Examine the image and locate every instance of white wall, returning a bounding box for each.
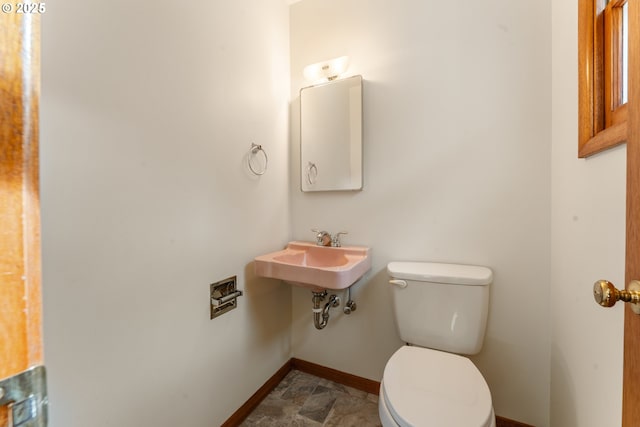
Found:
[550,1,626,426]
[37,1,627,426]
[289,1,551,425]
[40,1,292,426]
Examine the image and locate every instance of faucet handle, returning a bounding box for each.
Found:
[332,231,348,247]
[311,229,332,246]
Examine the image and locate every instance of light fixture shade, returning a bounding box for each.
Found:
[303,56,350,83]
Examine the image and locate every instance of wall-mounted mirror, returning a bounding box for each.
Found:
[300,75,363,192]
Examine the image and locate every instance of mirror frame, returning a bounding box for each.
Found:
[300,75,363,192]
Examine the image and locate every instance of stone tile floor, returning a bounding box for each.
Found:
[240,369,382,427]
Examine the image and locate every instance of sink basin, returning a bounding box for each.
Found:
[254,241,371,291]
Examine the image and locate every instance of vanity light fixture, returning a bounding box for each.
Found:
[303,56,350,84]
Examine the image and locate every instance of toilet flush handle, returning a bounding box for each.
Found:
[389,279,408,289]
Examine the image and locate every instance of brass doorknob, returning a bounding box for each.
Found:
[593,280,640,314]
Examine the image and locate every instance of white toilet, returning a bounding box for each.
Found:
[379,261,496,427]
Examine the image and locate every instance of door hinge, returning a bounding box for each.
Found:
[0,366,48,427]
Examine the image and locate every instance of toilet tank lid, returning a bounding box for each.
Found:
[387,262,493,286]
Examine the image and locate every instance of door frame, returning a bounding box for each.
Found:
[623,0,640,425]
[0,11,43,425]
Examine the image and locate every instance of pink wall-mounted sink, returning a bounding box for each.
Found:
[254,241,371,291]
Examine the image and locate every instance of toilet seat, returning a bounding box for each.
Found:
[381,346,494,427]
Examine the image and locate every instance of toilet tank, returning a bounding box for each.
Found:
[387,262,492,355]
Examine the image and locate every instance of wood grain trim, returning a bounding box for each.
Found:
[496,416,535,427]
[0,13,42,379]
[221,360,293,427]
[0,14,41,425]
[604,1,615,127]
[612,102,629,126]
[578,0,628,157]
[622,1,640,426]
[24,13,43,372]
[605,1,627,128]
[594,0,607,132]
[290,357,380,395]
[579,0,597,151]
[578,120,627,157]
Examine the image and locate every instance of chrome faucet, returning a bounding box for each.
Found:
[311,229,348,247]
[331,231,348,247]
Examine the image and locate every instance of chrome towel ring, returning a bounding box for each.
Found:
[248,143,268,176]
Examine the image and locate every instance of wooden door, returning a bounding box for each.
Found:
[0,12,43,426]
[624,1,640,425]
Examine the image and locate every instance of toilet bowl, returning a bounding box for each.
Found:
[381,262,496,427]
[378,346,495,427]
